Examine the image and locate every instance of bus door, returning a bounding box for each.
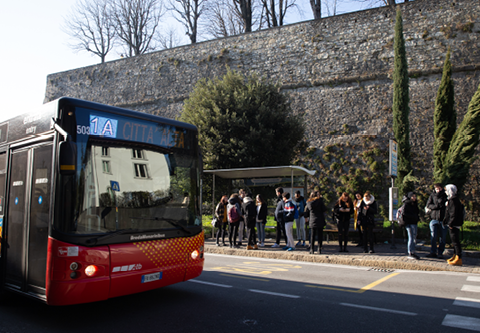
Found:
[5,143,52,295]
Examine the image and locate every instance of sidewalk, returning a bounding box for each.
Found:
[204,236,480,274]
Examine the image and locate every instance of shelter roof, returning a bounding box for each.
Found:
[203,165,316,179]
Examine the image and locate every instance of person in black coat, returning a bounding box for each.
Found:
[242,193,257,250]
[403,192,420,259]
[444,184,464,266]
[272,187,287,248]
[255,194,268,247]
[304,191,327,254]
[425,183,447,258]
[358,191,377,254]
[333,192,353,252]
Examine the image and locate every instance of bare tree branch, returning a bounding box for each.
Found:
[204,0,244,37]
[168,0,207,44]
[112,0,165,57]
[63,0,116,63]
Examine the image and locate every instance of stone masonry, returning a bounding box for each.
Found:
[45,0,480,217]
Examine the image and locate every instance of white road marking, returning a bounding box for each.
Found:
[453,297,480,309]
[462,285,480,293]
[189,279,232,288]
[248,289,300,299]
[442,314,480,332]
[467,276,480,282]
[340,303,417,316]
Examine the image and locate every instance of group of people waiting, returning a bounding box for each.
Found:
[214,187,380,255]
[214,183,464,265]
[401,183,464,266]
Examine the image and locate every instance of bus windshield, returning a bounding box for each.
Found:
[55,139,200,236]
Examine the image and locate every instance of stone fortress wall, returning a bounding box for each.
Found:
[45,0,480,216]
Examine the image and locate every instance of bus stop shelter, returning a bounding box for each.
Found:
[203,165,316,214]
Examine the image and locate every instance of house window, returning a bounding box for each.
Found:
[102,160,111,174]
[132,149,143,159]
[134,163,148,178]
[102,147,109,156]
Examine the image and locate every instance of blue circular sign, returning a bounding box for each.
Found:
[15,197,19,205]
[38,196,43,205]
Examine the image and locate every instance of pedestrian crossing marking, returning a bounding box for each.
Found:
[461,285,480,293]
[442,314,480,332]
[453,297,480,309]
[467,276,480,282]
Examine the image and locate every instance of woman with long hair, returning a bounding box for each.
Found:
[353,192,364,247]
[333,192,353,252]
[215,195,229,246]
[255,194,268,247]
[304,191,327,254]
[358,191,377,254]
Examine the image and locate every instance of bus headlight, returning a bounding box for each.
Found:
[191,250,199,260]
[85,265,98,277]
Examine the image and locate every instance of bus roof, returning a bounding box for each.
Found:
[0,97,197,145]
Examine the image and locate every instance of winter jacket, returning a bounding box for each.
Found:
[242,196,257,227]
[426,190,447,221]
[227,198,242,224]
[294,196,306,217]
[403,199,420,225]
[304,197,327,229]
[274,199,285,223]
[256,202,268,224]
[283,199,295,223]
[333,200,353,225]
[444,196,464,227]
[358,195,377,226]
[215,201,227,223]
[274,195,283,221]
[444,185,464,227]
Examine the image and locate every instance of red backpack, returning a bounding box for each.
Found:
[228,204,240,223]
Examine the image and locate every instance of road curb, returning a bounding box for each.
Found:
[204,245,480,274]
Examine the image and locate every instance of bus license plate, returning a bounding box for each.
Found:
[141,272,162,283]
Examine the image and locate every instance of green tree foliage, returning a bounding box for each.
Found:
[442,82,480,193]
[433,49,456,184]
[392,9,413,196]
[180,69,305,171]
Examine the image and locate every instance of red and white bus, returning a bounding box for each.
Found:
[0,97,204,305]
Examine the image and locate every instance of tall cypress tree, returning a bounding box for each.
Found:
[433,49,456,183]
[442,82,480,193]
[392,9,413,196]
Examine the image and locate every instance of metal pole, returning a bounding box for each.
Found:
[212,174,215,239]
[391,177,396,249]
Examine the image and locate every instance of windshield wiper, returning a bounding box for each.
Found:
[129,217,192,234]
[86,228,139,245]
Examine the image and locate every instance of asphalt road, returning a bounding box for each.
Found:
[0,253,479,332]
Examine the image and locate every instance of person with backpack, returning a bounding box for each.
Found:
[358,191,377,254]
[282,192,296,251]
[403,192,420,260]
[215,195,229,246]
[425,183,448,258]
[242,192,258,250]
[294,191,307,247]
[227,193,242,248]
[333,192,354,252]
[444,184,464,266]
[304,191,327,254]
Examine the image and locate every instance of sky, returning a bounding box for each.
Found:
[0,0,403,123]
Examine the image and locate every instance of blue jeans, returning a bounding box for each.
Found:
[430,220,447,255]
[405,224,418,255]
[256,222,266,243]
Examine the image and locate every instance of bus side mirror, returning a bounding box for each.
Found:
[59,141,77,175]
